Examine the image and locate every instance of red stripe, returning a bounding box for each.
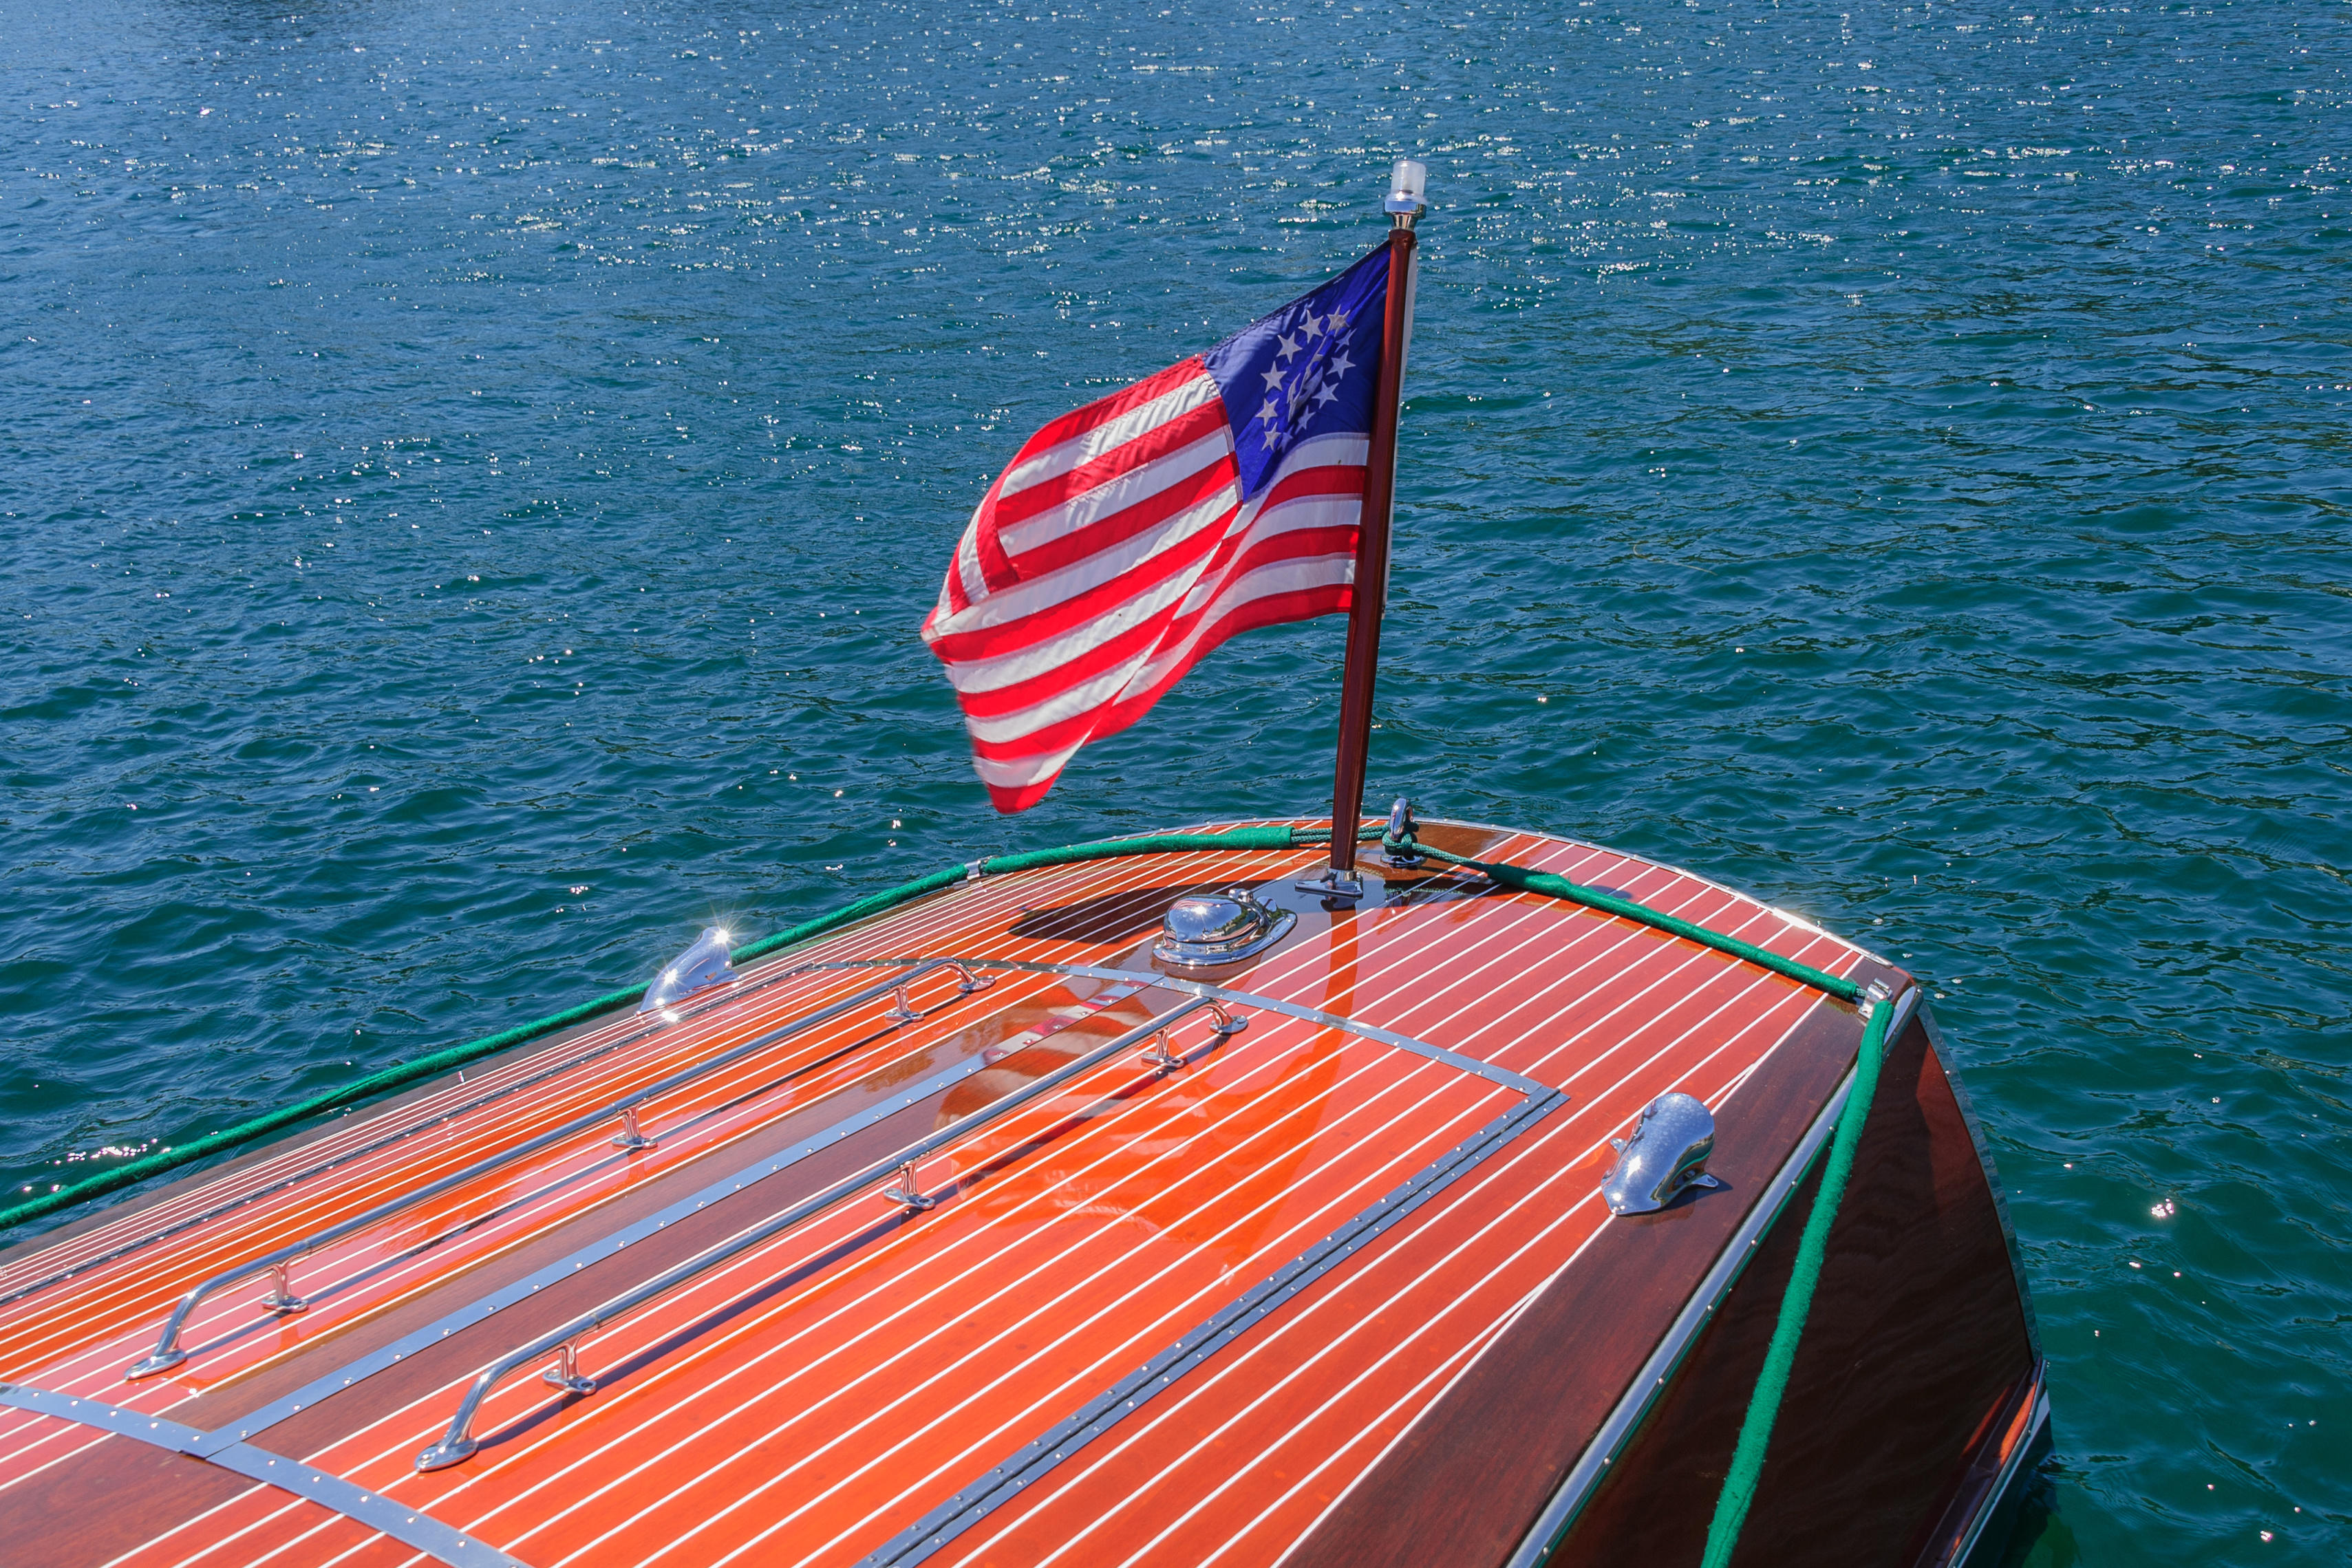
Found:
[1014,358,1210,455]
[921,497,1238,667]
[993,443,1239,583]
[990,398,1230,533]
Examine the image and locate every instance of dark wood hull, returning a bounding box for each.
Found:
[1290,1003,2045,1567]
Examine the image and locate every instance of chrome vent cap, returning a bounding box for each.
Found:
[1153,887,1294,968]
[1601,1091,1724,1215]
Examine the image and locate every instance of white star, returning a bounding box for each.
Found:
[1274,331,1302,361]
[1327,308,1351,333]
[1258,396,1280,424]
[1314,381,1340,409]
[1301,311,1325,339]
[1261,365,1285,391]
[1329,350,1356,380]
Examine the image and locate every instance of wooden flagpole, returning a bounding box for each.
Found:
[1316,162,1424,894]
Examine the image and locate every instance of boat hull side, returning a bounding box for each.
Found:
[1535,1005,2041,1568]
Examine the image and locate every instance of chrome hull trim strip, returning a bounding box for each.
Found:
[1941,1368,2051,1568]
[862,1086,1568,1568]
[817,957,1554,1100]
[0,1382,524,1568]
[214,1049,1003,1444]
[1506,984,1921,1568]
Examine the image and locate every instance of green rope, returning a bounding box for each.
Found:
[1699,998,1894,1567]
[1384,833,1863,1003]
[1,823,1356,1238]
[1384,826,1891,1567]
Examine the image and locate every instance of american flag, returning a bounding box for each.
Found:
[922,244,1393,813]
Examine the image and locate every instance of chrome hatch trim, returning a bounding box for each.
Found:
[0,1381,523,1568]
[862,1086,1567,1567]
[813,958,1554,1099]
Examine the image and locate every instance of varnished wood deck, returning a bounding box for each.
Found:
[0,818,1899,1568]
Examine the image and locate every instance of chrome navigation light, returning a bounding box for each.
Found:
[1386,158,1428,219]
[1153,887,1294,968]
[639,926,740,1014]
[1601,1092,1725,1215]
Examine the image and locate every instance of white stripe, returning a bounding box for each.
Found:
[923,473,1239,647]
[995,425,1236,562]
[996,372,1222,503]
[1116,556,1357,703]
[954,504,989,607]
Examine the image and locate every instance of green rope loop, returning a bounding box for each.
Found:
[1385,833,1863,1003]
[1,823,1362,1239]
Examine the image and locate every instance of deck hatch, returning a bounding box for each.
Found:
[860,1086,1565,1568]
[207,1018,1069,1448]
[0,947,955,1315]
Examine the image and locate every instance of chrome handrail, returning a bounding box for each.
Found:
[125,958,996,1380]
[414,994,1243,1470]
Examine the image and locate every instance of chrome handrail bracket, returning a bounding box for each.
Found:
[258,1261,309,1315]
[540,1341,596,1397]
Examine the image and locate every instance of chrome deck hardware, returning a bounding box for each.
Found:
[610,1105,655,1152]
[886,982,921,1024]
[881,1160,935,1212]
[1380,797,1425,868]
[414,995,1237,1471]
[1140,1000,1247,1072]
[1154,888,1295,967]
[541,1341,596,1397]
[1294,866,1365,901]
[1859,977,1892,1018]
[257,1263,308,1315]
[1601,1093,1724,1216]
[637,926,741,1015]
[127,956,994,1382]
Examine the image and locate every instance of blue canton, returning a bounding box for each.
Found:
[1200,244,1390,502]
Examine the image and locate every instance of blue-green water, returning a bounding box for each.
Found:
[3,0,2345,1558]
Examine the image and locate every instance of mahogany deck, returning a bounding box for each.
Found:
[0,818,1905,1568]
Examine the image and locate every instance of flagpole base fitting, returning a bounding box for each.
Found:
[1295,868,1365,901]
